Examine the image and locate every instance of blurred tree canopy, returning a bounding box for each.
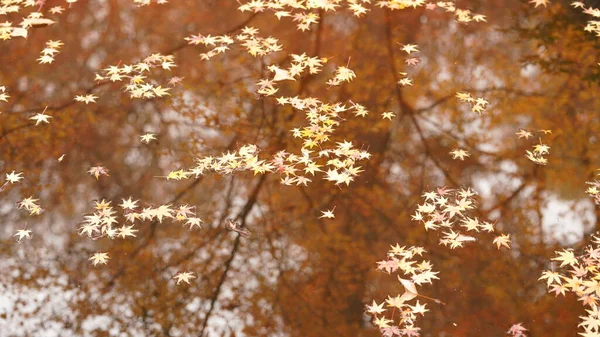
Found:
[1,0,600,336]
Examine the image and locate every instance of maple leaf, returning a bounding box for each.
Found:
[88,166,109,179]
[382,111,396,120]
[530,0,550,8]
[75,94,98,104]
[412,269,440,285]
[120,197,138,210]
[10,28,28,39]
[153,204,174,223]
[539,271,563,286]
[152,86,170,97]
[49,6,64,14]
[473,14,487,22]
[37,54,54,64]
[14,229,32,241]
[526,150,547,165]
[553,249,578,267]
[185,217,203,230]
[572,2,585,9]
[79,222,98,237]
[224,219,251,237]
[22,16,55,28]
[398,277,419,302]
[5,171,23,183]
[140,133,157,143]
[579,306,600,331]
[516,129,533,139]
[366,300,386,315]
[89,252,110,266]
[95,199,112,210]
[166,169,189,180]
[456,92,473,101]
[29,112,52,125]
[117,225,138,238]
[440,230,476,249]
[175,204,195,219]
[507,323,528,336]
[168,76,184,86]
[385,294,406,309]
[319,207,335,219]
[493,234,511,249]
[398,77,413,86]
[373,316,393,328]
[400,43,419,54]
[450,148,470,160]
[480,221,495,232]
[377,259,399,273]
[405,57,420,66]
[160,60,176,70]
[348,3,368,16]
[533,142,551,155]
[410,301,428,315]
[381,326,401,337]
[269,65,294,81]
[173,271,195,285]
[329,65,356,84]
[18,197,39,210]
[0,87,8,102]
[400,326,421,337]
[549,283,568,297]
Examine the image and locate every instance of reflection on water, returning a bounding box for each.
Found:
[0,1,598,336]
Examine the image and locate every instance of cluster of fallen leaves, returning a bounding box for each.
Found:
[79,198,202,264]
[396,43,420,87]
[79,198,202,242]
[411,187,511,249]
[186,26,282,60]
[517,129,551,166]
[168,138,369,188]
[1,172,41,234]
[80,196,201,285]
[18,196,43,216]
[534,4,600,336]
[1,171,42,239]
[567,1,600,37]
[456,91,490,115]
[152,46,374,188]
[2,163,204,284]
[525,139,551,165]
[37,40,63,64]
[586,171,600,205]
[0,4,58,40]
[367,244,439,336]
[266,53,325,84]
[92,53,174,99]
[540,236,600,337]
[237,0,486,31]
[398,43,422,69]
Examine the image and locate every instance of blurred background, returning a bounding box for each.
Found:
[1,0,600,336]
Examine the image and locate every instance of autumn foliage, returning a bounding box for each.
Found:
[2,0,600,336]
